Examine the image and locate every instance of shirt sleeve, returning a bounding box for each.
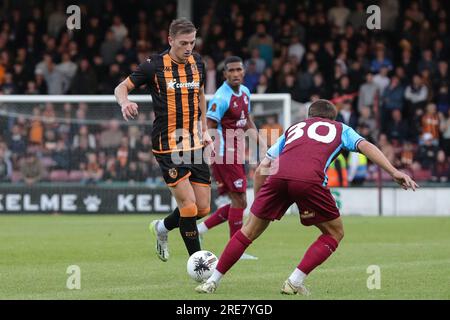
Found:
[128,58,156,88]
[341,123,365,152]
[266,134,286,160]
[206,96,229,122]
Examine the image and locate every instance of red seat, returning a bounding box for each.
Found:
[11,171,22,183]
[49,170,69,182]
[68,170,84,181]
[412,169,432,181]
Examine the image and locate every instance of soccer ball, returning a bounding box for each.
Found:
[187,250,218,282]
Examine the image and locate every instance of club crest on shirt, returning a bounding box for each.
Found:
[168,168,178,179]
[233,179,243,188]
[243,95,248,105]
[232,101,238,108]
[191,64,198,73]
[211,103,217,112]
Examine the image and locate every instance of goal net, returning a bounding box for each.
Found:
[0,94,291,214]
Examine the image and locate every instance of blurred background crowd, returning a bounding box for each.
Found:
[0,0,449,186]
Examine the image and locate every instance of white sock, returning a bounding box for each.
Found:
[207,270,223,284]
[288,268,307,287]
[157,220,169,234]
[197,222,208,235]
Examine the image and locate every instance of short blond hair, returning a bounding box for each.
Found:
[169,18,197,38]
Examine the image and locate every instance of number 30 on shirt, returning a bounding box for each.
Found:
[285,121,337,145]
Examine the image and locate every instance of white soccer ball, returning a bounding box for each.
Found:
[187,250,218,282]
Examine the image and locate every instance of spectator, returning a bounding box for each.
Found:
[336,100,358,129]
[100,30,122,66]
[431,150,450,182]
[47,2,66,37]
[370,46,393,73]
[373,66,390,95]
[358,72,378,112]
[287,35,305,67]
[358,106,378,142]
[348,1,366,30]
[381,76,404,124]
[110,15,128,43]
[72,125,96,150]
[347,151,368,186]
[0,73,17,94]
[82,153,103,185]
[327,0,350,34]
[387,109,409,143]
[9,124,27,157]
[260,115,283,147]
[436,85,449,116]
[70,59,98,94]
[127,161,145,184]
[400,141,415,170]
[310,73,330,100]
[378,133,396,164]
[0,145,12,182]
[421,103,440,143]
[27,110,43,145]
[20,153,45,185]
[440,109,450,156]
[56,53,77,84]
[247,23,273,66]
[404,74,428,121]
[99,120,124,152]
[42,56,70,94]
[418,49,438,76]
[51,139,70,170]
[204,56,217,95]
[417,133,439,169]
[243,60,261,93]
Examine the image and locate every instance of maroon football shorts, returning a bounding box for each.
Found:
[211,163,247,195]
[251,176,340,226]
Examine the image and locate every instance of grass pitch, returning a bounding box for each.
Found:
[0,214,449,300]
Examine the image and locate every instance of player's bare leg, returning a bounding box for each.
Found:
[282,217,344,295]
[192,182,211,220]
[196,213,269,293]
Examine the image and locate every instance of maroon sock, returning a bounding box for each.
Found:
[228,207,244,238]
[204,204,230,229]
[216,230,252,274]
[298,234,339,275]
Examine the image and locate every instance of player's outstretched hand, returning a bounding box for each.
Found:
[392,170,419,191]
[121,101,139,121]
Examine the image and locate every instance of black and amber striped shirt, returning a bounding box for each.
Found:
[128,50,206,153]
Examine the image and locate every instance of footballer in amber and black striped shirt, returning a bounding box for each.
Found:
[114,18,213,262]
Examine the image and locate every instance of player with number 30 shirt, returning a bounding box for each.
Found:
[196,99,418,295]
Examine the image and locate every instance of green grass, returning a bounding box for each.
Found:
[0,214,449,300]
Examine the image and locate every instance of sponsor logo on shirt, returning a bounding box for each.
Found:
[167,79,200,90]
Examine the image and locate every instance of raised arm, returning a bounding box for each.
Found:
[357,140,418,190]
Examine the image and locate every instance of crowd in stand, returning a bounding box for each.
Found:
[0,0,449,185]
